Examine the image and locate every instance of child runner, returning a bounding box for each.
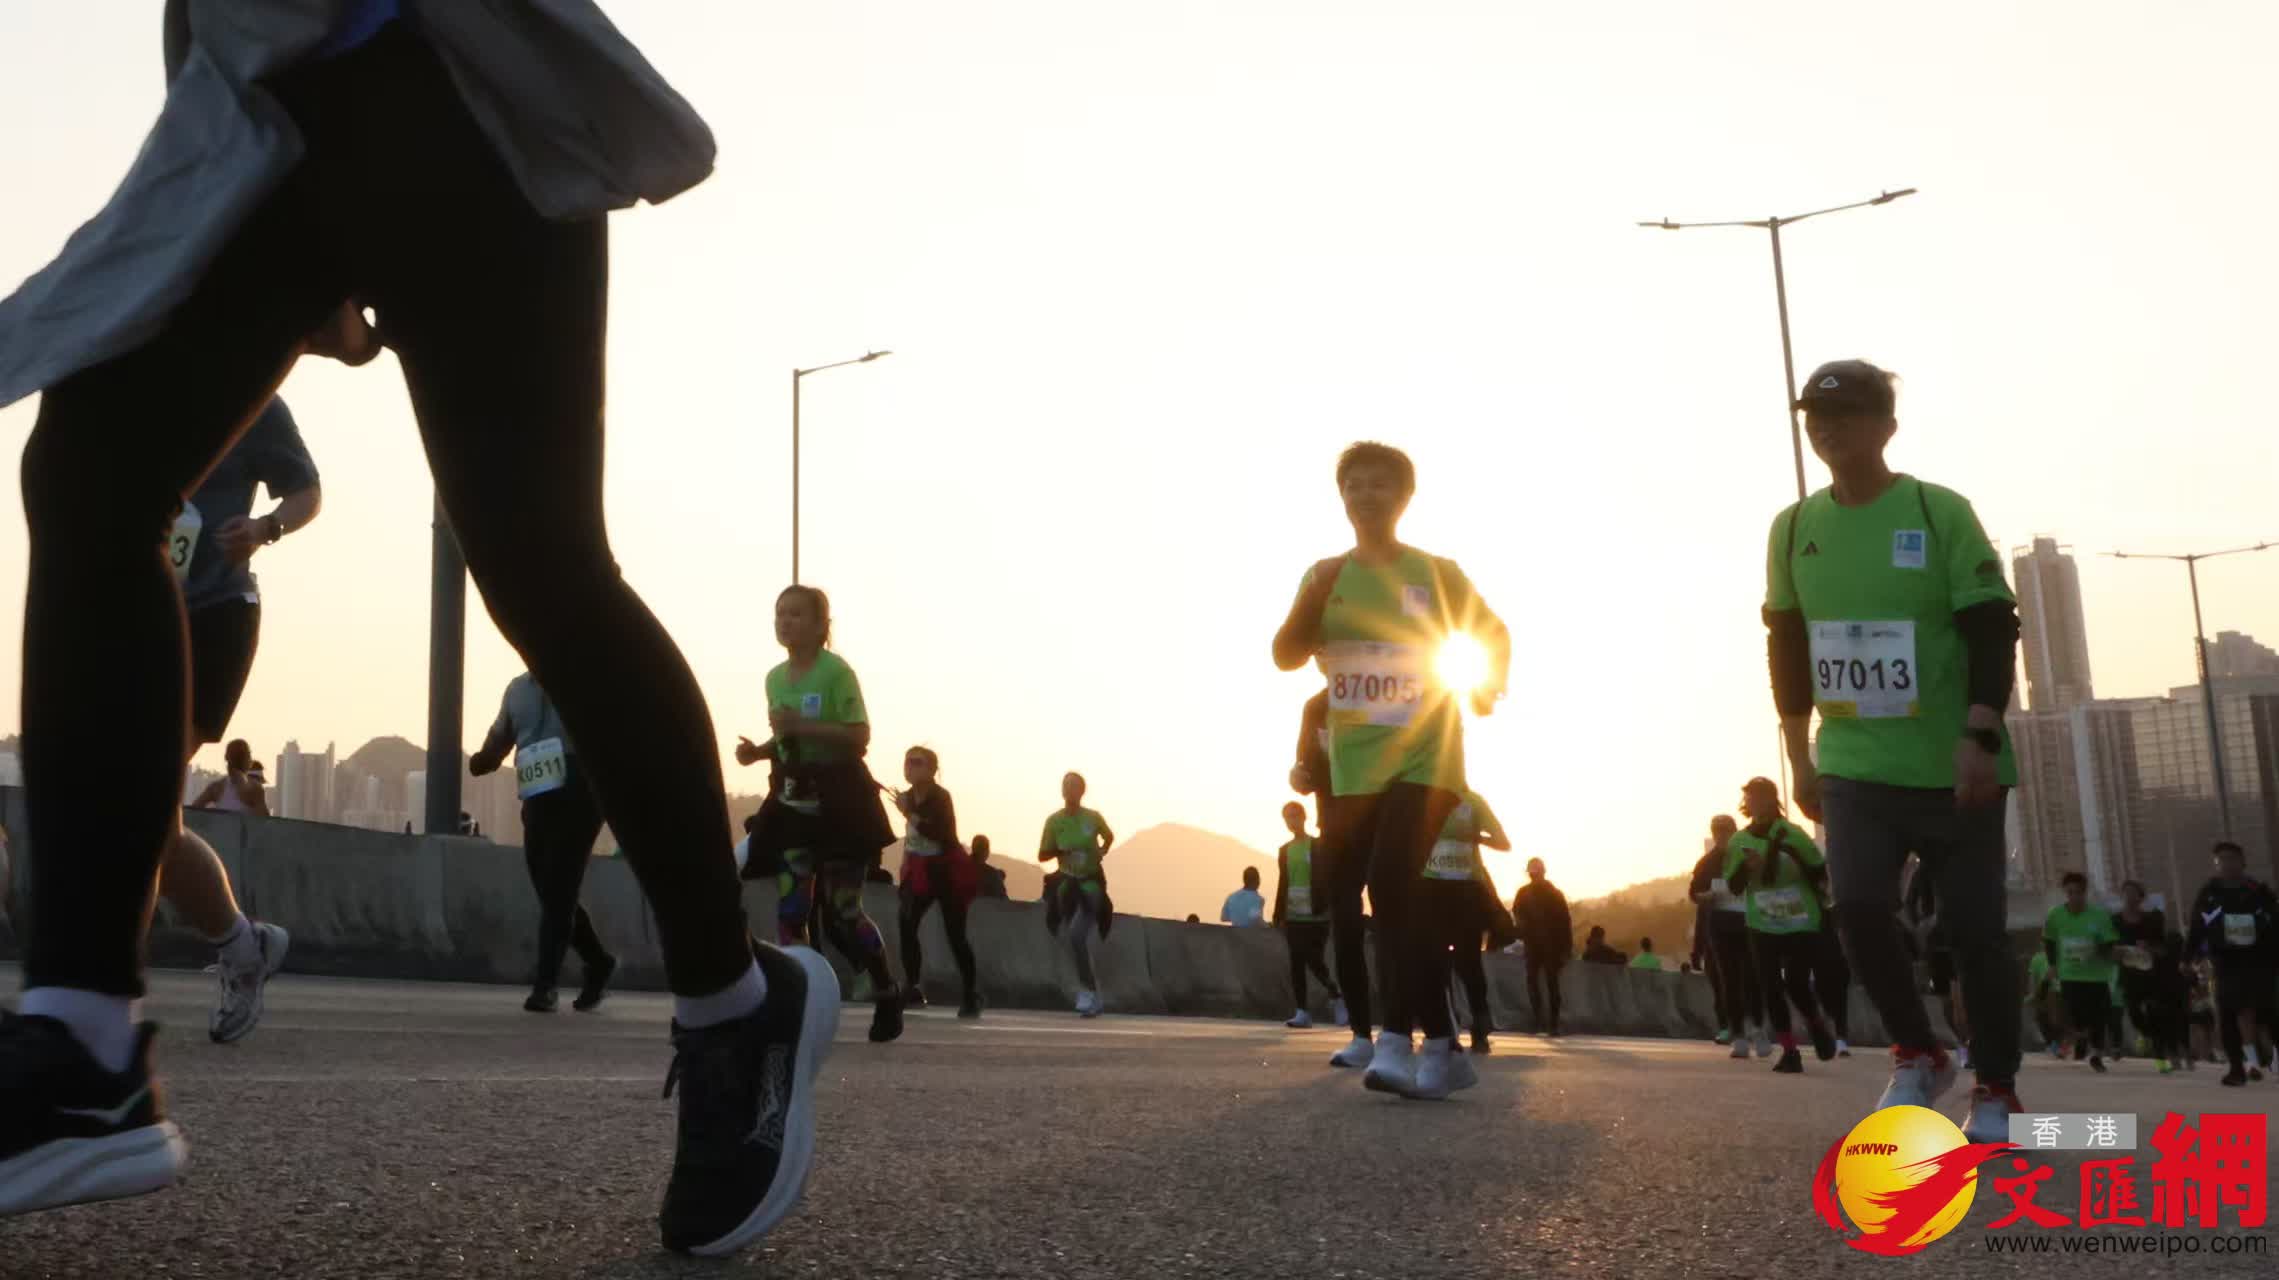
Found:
[895,746,981,1019]
[1273,801,1341,1029]
[1038,773,1115,1017]
[738,585,903,1043]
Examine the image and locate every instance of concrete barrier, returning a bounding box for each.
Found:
[0,787,2058,1049]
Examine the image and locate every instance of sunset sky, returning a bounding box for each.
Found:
[3,2,2276,900]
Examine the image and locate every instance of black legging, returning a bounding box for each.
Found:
[1707,911,1762,1037]
[1319,800,1375,1039]
[1751,930,1825,1036]
[1525,954,1564,1034]
[2120,973,2185,1062]
[1812,927,1853,1040]
[1339,785,1464,1040]
[16,27,750,1000]
[1450,932,1491,1035]
[1285,921,1338,1008]
[899,889,977,1002]
[522,773,611,991]
[2061,980,2112,1054]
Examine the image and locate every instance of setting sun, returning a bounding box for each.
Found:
[1437,632,1491,698]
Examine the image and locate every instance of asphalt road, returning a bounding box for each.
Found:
[1,966,2271,1278]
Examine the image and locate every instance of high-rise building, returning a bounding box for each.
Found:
[2014,537,2095,712]
[275,740,338,823]
[2208,630,2279,680]
[2011,711,2086,890]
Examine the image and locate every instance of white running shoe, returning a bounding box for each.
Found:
[1729,1035,1752,1060]
[1405,1039,1457,1100]
[1329,1035,1375,1069]
[1875,1047,1960,1112]
[1076,989,1102,1019]
[1960,1084,2022,1143]
[210,922,290,1045]
[1332,998,1350,1028]
[1362,1034,1415,1095]
[1835,1039,1852,1059]
[1752,1024,1772,1058]
[1286,1009,1314,1029]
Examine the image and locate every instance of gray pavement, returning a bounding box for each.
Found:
[1,966,2271,1277]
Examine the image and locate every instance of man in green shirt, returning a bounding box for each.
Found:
[1628,941,1663,972]
[1762,359,2023,1142]
[1273,801,1342,1029]
[2043,871,2119,1072]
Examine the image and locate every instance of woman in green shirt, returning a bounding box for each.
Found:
[1039,772,1116,1018]
[1724,777,1840,1074]
[1271,442,1510,1101]
[737,585,903,1043]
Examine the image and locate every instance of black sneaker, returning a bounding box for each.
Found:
[2251,1067,2266,1083]
[524,988,559,1014]
[956,994,982,1020]
[869,991,905,1044]
[574,954,618,1013]
[658,942,837,1256]
[2089,1055,2107,1074]
[0,1015,187,1217]
[1772,1047,1805,1074]
[1469,1031,1492,1055]
[1808,1021,1837,1062]
[2221,1068,2247,1087]
[901,985,929,1009]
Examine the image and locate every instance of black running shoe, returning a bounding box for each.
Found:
[956,994,982,1020]
[2221,1068,2247,1087]
[2250,1067,2266,1083]
[525,988,559,1013]
[2090,1055,2107,1074]
[869,991,905,1043]
[0,1015,187,1218]
[1809,1021,1837,1062]
[574,954,618,1013]
[1469,1031,1492,1056]
[658,943,837,1256]
[1772,1047,1805,1074]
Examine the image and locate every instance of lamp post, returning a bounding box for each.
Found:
[1638,188,1917,501]
[792,350,892,584]
[2104,541,2277,837]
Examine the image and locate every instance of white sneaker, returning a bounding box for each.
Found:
[1729,1036,1752,1060]
[1406,1039,1460,1100]
[1960,1085,2022,1143]
[1286,1009,1313,1029]
[1329,1035,1375,1069]
[1362,1033,1415,1095]
[210,922,289,1044]
[1752,1025,1772,1058]
[1875,1048,1960,1112]
[1077,989,1102,1018]
[1835,1038,1852,1059]
[1332,998,1350,1028]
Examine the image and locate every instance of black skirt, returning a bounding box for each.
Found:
[741,759,896,880]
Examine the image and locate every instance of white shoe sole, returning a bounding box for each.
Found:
[1362,1062,1416,1096]
[0,1123,188,1217]
[684,946,839,1258]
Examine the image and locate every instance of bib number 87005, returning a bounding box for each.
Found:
[1330,671,1421,706]
[1324,644,1428,727]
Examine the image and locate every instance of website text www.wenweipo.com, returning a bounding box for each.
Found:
[1982,1233,2269,1257]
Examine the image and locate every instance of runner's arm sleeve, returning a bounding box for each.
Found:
[1764,608,1813,717]
[1954,601,2020,712]
[1273,848,1288,923]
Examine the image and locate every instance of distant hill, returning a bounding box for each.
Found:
[1567,869,1704,966]
[344,735,430,786]
[1099,823,1276,922]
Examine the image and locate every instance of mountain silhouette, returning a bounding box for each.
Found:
[1094,822,1277,922]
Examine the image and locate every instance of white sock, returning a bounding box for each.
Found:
[213,914,259,970]
[20,987,139,1073]
[673,960,767,1030]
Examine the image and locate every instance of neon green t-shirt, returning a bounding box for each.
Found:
[1765,475,2019,790]
[1298,549,1498,798]
[1722,818,1826,935]
[1042,808,1110,880]
[764,650,867,768]
[1281,837,1325,922]
[2044,903,2119,984]
[1629,952,1663,971]
[1424,790,1495,881]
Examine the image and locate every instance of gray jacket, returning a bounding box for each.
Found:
[0,0,715,409]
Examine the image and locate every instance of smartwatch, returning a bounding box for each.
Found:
[1963,727,2001,756]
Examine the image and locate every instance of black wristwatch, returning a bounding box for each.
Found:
[1963,727,2001,756]
[262,514,284,544]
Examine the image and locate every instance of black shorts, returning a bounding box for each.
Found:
[188,600,261,745]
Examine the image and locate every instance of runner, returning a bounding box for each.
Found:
[1423,790,1512,1055]
[470,671,617,1013]
[189,741,270,818]
[2112,879,2177,1071]
[1271,441,1509,1101]
[1038,773,1115,1017]
[0,10,841,1254]
[894,746,981,1020]
[1511,858,1574,1037]
[1273,801,1342,1029]
[1291,686,1372,1065]
[1724,777,1840,1074]
[2042,871,2118,1072]
[1761,359,2024,1140]
[738,585,904,1045]
[1689,814,1766,1059]
[2184,840,2279,1086]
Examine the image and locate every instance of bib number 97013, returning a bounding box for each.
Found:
[1809,621,1919,720]
[1324,643,1427,728]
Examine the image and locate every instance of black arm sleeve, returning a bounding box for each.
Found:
[1273,847,1289,922]
[1955,599,2021,713]
[1687,849,1720,900]
[1765,607,1813,717]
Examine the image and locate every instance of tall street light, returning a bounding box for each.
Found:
[1638,188,1918,502]
[2104,541,2277,838]
[792,350,892,584]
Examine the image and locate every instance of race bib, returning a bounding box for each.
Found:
[906,828,942,857]
[1424,838,1476,881]
[1324,643,1428,728]
[1060,848,1098,879]
[2225,913,2257,948]
[2061,935,2094,968]
[1286,885,1314,917]
[2118,944,2153,972]
[1754,885,1808,924]
[515,737,568,799]
[166,502,202,585]
[1808,621,1919,720]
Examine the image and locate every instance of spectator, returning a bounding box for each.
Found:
[970,835,1010,900]
[1221,867,1267,928]
[1184,913,1201,924]
[191,740,269,817]
[1511,857,1574,1036]
[1629,938,1663,971]
[1581,925,1627,966]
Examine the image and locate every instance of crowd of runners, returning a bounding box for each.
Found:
[4,3,2279,1264]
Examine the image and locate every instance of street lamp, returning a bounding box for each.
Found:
[2104,541,2277,838]
[1638,188,1918,502]
[791,350,892,584]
